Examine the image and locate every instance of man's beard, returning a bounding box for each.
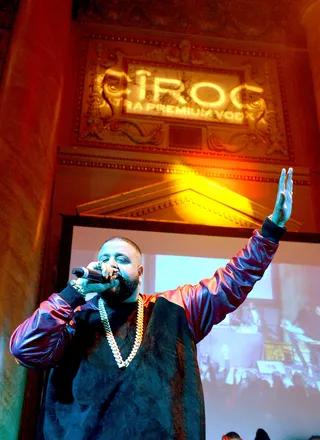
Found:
[100,275,139,304]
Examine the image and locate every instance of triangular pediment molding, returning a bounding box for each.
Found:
[77,177,301,231]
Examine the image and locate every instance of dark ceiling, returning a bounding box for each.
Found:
[72,0,306,47]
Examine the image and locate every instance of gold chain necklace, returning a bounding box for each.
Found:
[98,296,144,369]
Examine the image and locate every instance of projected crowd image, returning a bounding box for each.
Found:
[151,254,320,437]
[195,263,320,438]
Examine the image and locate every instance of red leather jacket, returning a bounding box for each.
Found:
[10,220,282,369]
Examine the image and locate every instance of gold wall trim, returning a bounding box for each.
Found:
[58,151,310,186]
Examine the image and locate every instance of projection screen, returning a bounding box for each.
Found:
[57,216,320,440]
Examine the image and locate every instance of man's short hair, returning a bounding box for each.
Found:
[222,432,242,440]
[103,236,142,257]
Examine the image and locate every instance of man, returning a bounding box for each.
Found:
[287,303,320,372]
[248,301,262,330]
[10,169,293,440]
[222,432,242,440]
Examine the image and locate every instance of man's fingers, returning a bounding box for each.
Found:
[83,261,119,284]
[278,167,294,197]
[286,167,293,193]
[99,262,112,278]
[278,168,286,193]
[87,262,101,270]
[272,167,293,227]
[99,261,119,280]
[87,262,110,281]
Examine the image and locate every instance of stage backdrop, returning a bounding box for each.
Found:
[57,216,320,440]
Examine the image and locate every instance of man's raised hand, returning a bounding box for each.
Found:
[270,167,293,227]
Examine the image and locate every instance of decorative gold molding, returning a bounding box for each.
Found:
[58,149,310,186]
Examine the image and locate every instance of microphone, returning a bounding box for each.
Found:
[72,267,107,283]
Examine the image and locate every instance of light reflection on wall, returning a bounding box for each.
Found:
[167,171,255,226]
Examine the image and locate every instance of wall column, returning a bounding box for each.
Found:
[300,0,320,230]
[0,1,72,438]
[301,0,320,126]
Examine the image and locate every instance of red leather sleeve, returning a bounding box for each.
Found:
[158,230,278,343]
[9,293,77,369]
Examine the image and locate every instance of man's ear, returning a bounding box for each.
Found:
[138,265,144,277]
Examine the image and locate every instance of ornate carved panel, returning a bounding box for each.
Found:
[75,34,294,164]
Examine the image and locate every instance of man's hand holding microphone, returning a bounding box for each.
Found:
[70,261,120,298]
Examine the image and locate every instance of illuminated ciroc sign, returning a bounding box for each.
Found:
[101,63,265,125]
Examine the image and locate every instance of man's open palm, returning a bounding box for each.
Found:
[271,168,293,227]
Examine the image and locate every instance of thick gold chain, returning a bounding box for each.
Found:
[98,296,144,369]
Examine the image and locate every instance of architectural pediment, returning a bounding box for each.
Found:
[77,177,301,231]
